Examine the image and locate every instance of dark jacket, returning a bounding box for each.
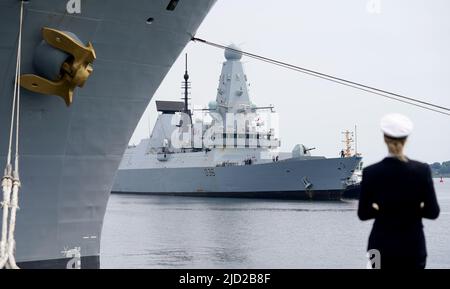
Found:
[358,157,440,267]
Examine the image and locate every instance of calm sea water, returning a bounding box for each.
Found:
[100,179,450,269]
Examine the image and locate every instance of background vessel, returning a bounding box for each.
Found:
[113,46,361,200]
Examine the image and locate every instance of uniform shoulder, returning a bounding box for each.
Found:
[362,161,384,175]
[407,159,431,173]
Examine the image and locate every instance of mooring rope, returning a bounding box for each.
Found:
[1,0,24,269]
[191,37,450,117]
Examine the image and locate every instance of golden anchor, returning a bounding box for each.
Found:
[20,27,96,106]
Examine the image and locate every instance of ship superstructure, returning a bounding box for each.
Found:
[113,45,362,200]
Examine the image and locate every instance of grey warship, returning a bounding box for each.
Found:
[0,0,216,268]
[112,45,362,200]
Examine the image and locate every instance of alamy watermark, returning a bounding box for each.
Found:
[366,249,381,269]
[66,0,81,14]
[62,246,81,269]
[366,0,382,14]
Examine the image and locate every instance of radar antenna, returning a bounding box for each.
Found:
[341,130,354,157]
[182,53,192,119]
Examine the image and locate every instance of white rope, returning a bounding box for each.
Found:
[0,169,12,268]
[1,1,24,270]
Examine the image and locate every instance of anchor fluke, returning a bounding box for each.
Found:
[42,27,96,64]
[20,74,74,106]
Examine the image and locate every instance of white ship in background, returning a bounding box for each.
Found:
[112,45,362,200]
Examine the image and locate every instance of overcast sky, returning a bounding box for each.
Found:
[129,0,450,166]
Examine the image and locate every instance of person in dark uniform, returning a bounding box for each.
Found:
[358,113,440,269]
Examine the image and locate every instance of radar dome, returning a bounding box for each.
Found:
[224,44,242,60]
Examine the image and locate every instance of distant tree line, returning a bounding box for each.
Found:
[430,161,450,177]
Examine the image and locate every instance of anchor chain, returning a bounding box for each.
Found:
[1,0,25,269]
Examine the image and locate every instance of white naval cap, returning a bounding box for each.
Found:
[380,113,414,138]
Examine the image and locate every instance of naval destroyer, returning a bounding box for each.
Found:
[0,0,216,268]
[112,46,362,200]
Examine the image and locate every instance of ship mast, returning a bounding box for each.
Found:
[182,53,191,119]
[341,130,354,157]
[181,53,196,150]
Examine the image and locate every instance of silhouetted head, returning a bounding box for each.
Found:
[384,135,407,161]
